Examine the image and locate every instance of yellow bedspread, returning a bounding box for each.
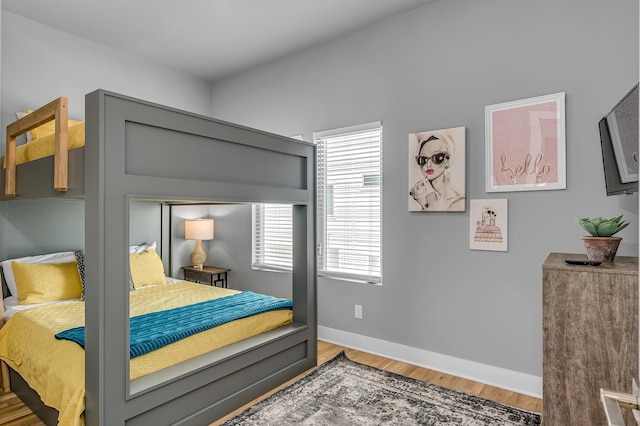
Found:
[2,121,85,168]
[0,282,292,426]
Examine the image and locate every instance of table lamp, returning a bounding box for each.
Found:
[185,218,214,270]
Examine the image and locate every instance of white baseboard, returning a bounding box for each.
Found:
[318,325,542,399]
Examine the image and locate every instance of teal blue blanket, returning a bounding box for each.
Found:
[55,291,292,358]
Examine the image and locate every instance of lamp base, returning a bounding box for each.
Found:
[190,240,207,270]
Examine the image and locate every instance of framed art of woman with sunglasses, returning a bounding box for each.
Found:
[408,127,466,212]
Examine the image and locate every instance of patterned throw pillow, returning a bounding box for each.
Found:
[74,250,86,301]
[73,249,138,298]
[128,267,135,291]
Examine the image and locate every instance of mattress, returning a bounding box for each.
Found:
[2,121,85,168]
[0,281,293,426]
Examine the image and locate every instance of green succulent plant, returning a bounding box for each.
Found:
[576,215,629,237]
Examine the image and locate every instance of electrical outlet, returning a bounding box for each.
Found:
[354,304,363,319]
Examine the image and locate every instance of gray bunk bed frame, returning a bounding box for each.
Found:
[1,89,317,425]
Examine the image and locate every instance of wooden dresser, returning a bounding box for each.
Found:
[542,252,638,425]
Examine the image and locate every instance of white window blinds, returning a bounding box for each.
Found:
[251,204,293,272]
[314,122,383,284]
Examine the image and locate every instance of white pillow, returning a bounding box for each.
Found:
[1,251,76,298]
[129,241,157,254]
[2,244,158,297]
[15,112,33,142]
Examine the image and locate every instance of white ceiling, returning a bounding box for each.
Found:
[3,0,437,82]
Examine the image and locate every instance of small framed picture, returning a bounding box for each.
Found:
[408,126,466,212]
[485,92,566,192]
[469,199,508,251]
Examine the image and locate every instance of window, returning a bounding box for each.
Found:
[251,204,292,272]
[314,122,382,284]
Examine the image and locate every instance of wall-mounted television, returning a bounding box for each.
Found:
[599,83,638,196]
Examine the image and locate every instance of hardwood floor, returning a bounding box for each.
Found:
[0,340,543,425]
[0,391,44,426]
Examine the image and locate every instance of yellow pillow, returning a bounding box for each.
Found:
[130,249,167,288]
[12,261,82,305]
[27,109,82,140]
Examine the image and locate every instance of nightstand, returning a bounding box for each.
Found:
[182,266,230,288]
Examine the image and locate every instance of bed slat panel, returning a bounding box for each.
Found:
[0,148,84,201]
[125,122,307,191]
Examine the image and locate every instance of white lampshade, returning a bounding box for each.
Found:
[185,218,214,240]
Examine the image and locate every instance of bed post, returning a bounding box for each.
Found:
[0,297,10,392]
[5,129,16,197]
[53,97,69,192]
[0,362,9,393]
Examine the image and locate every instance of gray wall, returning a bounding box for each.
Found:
[129,201,163,251]
[208,0,639,380]
[170,204,210,278]
[1,199,84,258]
[206,204,292,297]
[0,199,162,259]
[0,11,211,262]
[171,203,292,298]
[1,12,211,121]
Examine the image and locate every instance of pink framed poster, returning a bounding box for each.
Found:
[485,92,566,192]
[469,199,508,251]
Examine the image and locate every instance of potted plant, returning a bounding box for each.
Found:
[576,215,629,262]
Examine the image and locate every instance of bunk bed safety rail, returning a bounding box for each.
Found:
[5,97,69,197]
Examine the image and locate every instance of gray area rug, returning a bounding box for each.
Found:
[222,351,541,425]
